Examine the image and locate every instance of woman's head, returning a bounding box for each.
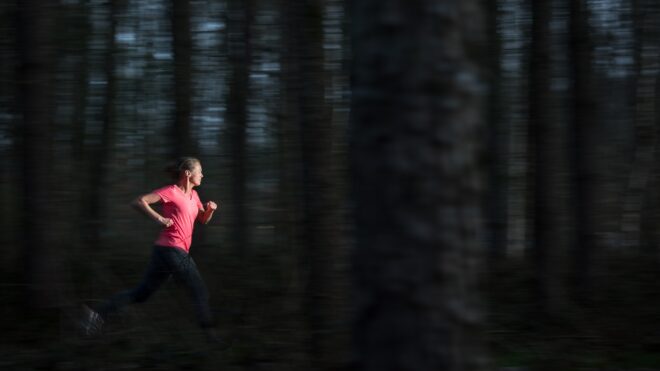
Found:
[165,157,203,185]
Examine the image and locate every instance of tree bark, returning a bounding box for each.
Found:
[70,2,90,163]
[484,0,508,262]
[225,0,253,258]
[529,0,567,316]
[171,0,195,157]
[569,0,596,302]
[281,1,339,368]
[1,3,18,270]
[299,3,338,369]
[85,0,117,249]
[277,0,306,364]
[351,1,488,370]
[622,0,660,254]
[16,0,57,310]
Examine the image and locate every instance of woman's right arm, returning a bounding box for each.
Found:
[132,193,173,227]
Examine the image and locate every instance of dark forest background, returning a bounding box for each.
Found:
[2,0,660,370]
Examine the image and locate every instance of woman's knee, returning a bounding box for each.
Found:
[130,284,157,303]
[191,284,209,303]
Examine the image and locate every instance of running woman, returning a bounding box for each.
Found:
[83,157,221,343]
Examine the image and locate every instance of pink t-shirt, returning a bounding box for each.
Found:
[153,184,203,253]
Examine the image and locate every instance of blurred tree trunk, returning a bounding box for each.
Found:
[171,0,195,157]
[85,0,117,249]
[568,0,596,302]
[1,3,18,269]
[68,2,90,263]
[70,2,90,164]
[277,0,306,364]
[350,1,488,370]
[223,2,253,361]
[650,70,660,256]
[282,1,339,368]
[623,0,660,253]
[16,0,57,310]
[225,0,252,258]
[485,0,508,262]
[300,4,338,369]
[529,0,567,316]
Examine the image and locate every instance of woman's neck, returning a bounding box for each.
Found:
[175,180,193,194]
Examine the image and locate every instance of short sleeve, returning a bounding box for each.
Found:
[193,190,204,210]
[153,185,174,203]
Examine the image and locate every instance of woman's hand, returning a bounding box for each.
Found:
[158,216,174,227]
[198,201,218,224]
[205,201,218,211]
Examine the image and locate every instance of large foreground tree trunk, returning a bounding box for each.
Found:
[350,1,489,370]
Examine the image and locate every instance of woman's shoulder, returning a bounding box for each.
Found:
[152,184,176,194]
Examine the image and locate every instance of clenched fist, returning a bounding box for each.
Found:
[159,216,174,227]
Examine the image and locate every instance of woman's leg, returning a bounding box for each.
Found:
[96,247,172,320]
[167,250,215,328]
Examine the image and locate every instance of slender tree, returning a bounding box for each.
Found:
[171,0,195,157]
[69,2,90,163]
[16,0,57,310]
[65,1,91,267]
[277,0,311,368]
[350,0,488,369]
[569,0,596,302]
[225,0,253,258]
[485,0,508,262]
[622,0,660,253]
[281,1,339,368]
[277,0,306,363]
[529,0,568,316]
[85,0,118,249]
[0,3,18,269]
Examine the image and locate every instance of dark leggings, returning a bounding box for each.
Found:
[97,245,214,328]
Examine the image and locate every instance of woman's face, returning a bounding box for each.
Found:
[188,163,204,186]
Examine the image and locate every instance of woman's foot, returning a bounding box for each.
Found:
[80,305,104,336]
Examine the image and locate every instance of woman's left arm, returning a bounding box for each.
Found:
[198,201,218,224]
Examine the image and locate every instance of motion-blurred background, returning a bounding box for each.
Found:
[2,0,660,370]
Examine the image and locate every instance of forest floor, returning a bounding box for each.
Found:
[487,254,660,371]
[3,248,660,370]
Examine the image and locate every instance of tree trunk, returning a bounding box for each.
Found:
[68,2,91,264]
[70,2,90,163]
[85,0,117,249]
[299,3,338,369]
[350,1,488,370]
[225,0,252,258]
[16,0,57,311]
[281,1,339,368]
[484,0,508,262]
[277,0,306,364]
[529,0,567,316]
[568,0,596,302]
[171,0,195,157]
[622,0,660,254]
[1,3,18,272]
